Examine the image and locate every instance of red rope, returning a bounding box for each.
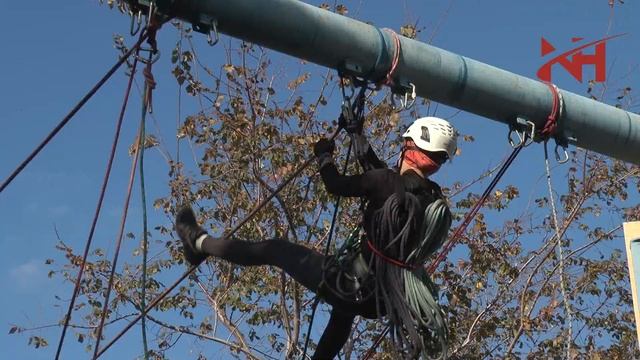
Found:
[378,28,401,87]
[143,64,156,110]
[367,240,418,270]
[91,112,144,360]
[92,24,161,360]
[427,82,561,274]
[54,6,173,358]
[142,16,159,112]
[362,326,390,359]
[427,145,522,273]
[53,39,144,360]
[539,82,561,139]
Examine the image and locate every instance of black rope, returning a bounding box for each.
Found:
[0,31,150,196]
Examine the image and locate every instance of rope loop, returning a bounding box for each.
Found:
[367,240,418,269]
[378,28,402,88]
[143,64,156,112]
[537,82,571,163]
[538,82,563,140]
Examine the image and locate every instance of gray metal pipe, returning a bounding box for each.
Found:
[155,0,639,164]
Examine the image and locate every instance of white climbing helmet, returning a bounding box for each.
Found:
[402,117,458,160]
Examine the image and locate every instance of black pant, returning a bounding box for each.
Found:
[200,236,376,359]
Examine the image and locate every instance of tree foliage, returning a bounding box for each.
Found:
[10,2,640,359]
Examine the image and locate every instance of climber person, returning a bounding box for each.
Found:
[176,116,458,359]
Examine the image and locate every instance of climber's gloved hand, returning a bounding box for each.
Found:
[313,138,335,169]
[314,138,335,157]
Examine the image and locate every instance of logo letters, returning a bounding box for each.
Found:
[537,34,624,83]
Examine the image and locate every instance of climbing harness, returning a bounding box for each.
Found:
[323,227,375,303]
[367,238,418,270]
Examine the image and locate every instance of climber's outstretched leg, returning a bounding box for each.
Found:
[176,206,325,292]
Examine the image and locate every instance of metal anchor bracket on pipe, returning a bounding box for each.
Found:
[123,0,639,165]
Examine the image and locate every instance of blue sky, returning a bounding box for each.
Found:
[1,0,638,359]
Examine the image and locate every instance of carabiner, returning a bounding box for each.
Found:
[507,129,525,148]
[555,143,569,164]
[130,10,142,36]
[507,119,535,148]
[400,83,417,111]
[207,19,219,46]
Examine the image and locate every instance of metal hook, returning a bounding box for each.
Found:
[523,120,535,147]
[554,143,569,164]
[145,1,156,26]
[130,10,142,36]
[508,118,535,148]
[400,83,417,110]
[507,129,525,148]
[340,80,354,122]
[207,19,219,46]
[391,83,416,112]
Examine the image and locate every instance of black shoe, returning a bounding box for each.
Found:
[176,206,208,266]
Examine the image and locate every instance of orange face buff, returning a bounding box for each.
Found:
[402,140,441,177]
